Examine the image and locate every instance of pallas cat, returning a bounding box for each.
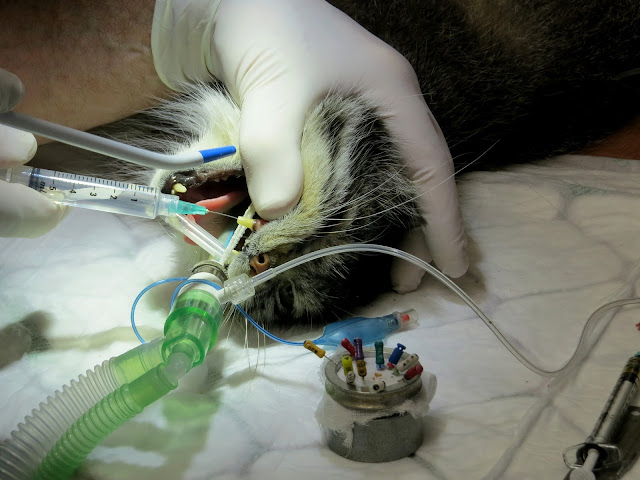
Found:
[108,0,640,324]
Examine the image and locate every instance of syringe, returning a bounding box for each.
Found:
[1,165,208,219]
[563,353,640,480]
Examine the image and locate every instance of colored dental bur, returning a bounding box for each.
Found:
[353,338,367,379]
[341,355,356,384]
[375,340,385,370]
[387,343,406,369]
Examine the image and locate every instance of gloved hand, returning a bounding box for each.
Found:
[0,68,66,238]
[151,0,468,287]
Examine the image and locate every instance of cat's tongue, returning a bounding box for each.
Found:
[183,190,249,245]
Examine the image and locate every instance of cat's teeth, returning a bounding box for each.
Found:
[222,176,229,181]
[173,183,187,194]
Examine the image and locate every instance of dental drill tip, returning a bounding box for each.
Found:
[199,145,236,163]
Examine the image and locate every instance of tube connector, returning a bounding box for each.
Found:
[217,274,255,305]
[162,289,223,366]
[111,337,164,385]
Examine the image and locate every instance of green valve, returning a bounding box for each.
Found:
[162,289,223,366]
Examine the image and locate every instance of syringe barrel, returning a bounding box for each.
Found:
[586,355,640,445]
[3,166,167,219]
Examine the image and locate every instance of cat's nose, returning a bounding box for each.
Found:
[250,253,271,274]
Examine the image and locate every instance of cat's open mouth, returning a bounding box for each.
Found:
[162,168,246,203]
[161,168,251,239]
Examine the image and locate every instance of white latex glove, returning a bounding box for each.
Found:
[0,69,66,238]
[152,0,468,287]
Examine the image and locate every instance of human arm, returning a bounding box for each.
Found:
[0,1,170,135]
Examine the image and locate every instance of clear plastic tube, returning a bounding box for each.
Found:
[2,271,220,478]
[34,354,185,479]
[251,243,640,378]
[0,111,236,170]
[161,214,225,259]
[0,338,164,479]
[0,360,120,480]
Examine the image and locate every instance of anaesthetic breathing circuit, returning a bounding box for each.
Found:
[2,112,640,478]
[128,205,640,473]
[4,163,640,477]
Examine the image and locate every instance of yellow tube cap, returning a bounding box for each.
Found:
[237,216,254,230]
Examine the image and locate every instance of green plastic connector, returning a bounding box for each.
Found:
[162,289,223,366]
[111,337,165,385]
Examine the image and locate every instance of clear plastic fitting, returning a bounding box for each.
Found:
[221,274,255,304]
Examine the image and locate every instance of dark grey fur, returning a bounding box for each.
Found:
[330,0,640,167]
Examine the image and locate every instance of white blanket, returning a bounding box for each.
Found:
[1,154,639,479]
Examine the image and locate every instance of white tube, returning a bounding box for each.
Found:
[251,243,640,378]
[0,111,235,169]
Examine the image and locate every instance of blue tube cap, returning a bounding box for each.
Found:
[199,146,237,163]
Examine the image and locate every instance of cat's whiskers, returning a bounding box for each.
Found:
[339,140,499,223]
[314,145,495,240]
[321,137,478,224]
[322,167,409,217]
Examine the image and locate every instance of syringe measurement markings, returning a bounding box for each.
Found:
[131,184,154,193]
[31,170,161,206]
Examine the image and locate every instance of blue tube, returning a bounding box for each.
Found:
[312,310,417,346]
[131,277,304,347]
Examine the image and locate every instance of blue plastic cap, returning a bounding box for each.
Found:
[199,146,237,163]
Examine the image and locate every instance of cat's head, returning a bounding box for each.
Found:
[128,85,420,324]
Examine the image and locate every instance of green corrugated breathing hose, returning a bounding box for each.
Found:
[0,287,222,480]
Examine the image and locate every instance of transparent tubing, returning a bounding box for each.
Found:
[1,284,223,479]
[161,214,225,260]
[0,338,164,480]
[251,244,640,378]
[0,111,236,170]
[34,352,188,480]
